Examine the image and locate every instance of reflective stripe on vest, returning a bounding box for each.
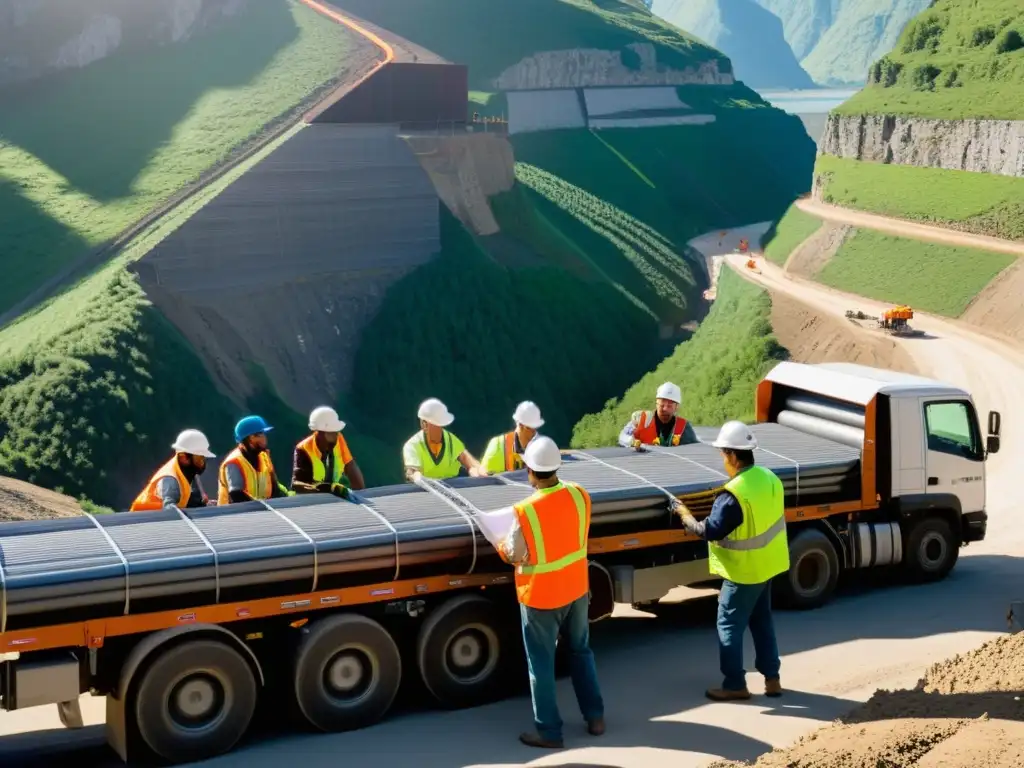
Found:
[708,465,790,585]
[130,457,190,512]
[514,481,590,609]
[634,411,688,446]
[298,434,343,485]
[412,431,462,480]
[217,447,274,505]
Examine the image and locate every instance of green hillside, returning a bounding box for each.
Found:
[762,205,823,266]
[837,0,1024,118]
[334,0,729,90]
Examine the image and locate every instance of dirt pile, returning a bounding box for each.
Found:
[710,632,1024,768]
[0,476,83,520]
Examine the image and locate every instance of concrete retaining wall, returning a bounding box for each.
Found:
[583,86,687,117]
[507,89,585,135]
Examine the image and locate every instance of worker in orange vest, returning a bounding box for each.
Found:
[480,400,544,474]
[495,436,605,749]
[217,415,292,505]
[618,381,698,451]
[130,430,215,511]
[291,406,365,497]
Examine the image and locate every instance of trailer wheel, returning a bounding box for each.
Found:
[293,614,401,732]
[774,528,839,610]
[903,517,959,583]
[132,639,256,764]
[417,594,513,708]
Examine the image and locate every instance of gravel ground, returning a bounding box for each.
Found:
[0,476,83,520]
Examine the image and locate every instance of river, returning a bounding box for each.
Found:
[754,87,860,145]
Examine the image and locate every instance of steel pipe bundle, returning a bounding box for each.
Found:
[0,423,860,632]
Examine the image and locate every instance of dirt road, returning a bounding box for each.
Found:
[796,198,1024,257]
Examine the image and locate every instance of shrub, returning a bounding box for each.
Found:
[996,29,1024,53]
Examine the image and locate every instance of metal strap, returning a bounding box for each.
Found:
[492,474,532,489]
[715,515,786,551]
[83,512,131,615]
[413,477,478,575]
[0,545,7,634]
[355,502,401,581]
[645,445,729,479]
[755,446,800,504]
[172,506,220,604]
[568,450,679,502]
[256,500,319,593]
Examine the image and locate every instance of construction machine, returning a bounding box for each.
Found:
[845,305,923,337]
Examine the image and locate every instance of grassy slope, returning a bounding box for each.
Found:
[815,229,1013,317]
[761,205,824,265]
[0,1,354,507]
[836,0,1024,119]
[815,156,1024,241]
[572,268,786,447]
[333,0,728,89]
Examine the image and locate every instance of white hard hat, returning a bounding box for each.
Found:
[711,421,758,451]
[309,405,345,432]
[656,382,682,403]
[172,429,216,458]
[418,398,455,427]
[522,435,562,472]
[512,400,545,429]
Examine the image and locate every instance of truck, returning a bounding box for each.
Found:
[0,361,1000,765]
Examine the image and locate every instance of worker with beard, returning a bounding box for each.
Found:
[292,406,365,497]
[617,381,698,451]
[130,429,215,511]
[217,415,292,505]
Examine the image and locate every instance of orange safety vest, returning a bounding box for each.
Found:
[130,457,204,512]
[633,411,688,446]
[513,481,591,610]
[296,434,348,484]
[217,447,275,505]
[502,431,520,471]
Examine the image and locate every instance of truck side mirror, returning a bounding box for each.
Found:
[986,435,1000,455]
[988,410,1001,437]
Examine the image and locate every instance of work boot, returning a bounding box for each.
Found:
[587,717,606,736]
[519,732,564,749]
[765,678,783,697]
[706,687,752,702]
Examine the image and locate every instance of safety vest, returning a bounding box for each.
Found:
[405,430,463,480]
[217,447,275,505]
[483,431,524,474]
[513,481,591,610]
[633,411,688,446]
[130,457,203,511]
[297,434,346,485]
[708,466,790,585]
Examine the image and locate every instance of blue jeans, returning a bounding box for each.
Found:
[717,579,781,691]
[521,594,604,741]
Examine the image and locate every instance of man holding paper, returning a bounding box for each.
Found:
[489,436,605,749]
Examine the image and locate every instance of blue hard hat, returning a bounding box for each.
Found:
[234,415,273,443]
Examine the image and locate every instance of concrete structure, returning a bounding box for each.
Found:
[506,89,586,135]
[583,86,688,116]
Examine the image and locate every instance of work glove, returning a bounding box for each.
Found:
[669,499,700,533]
[631,439,646,453]
[330,483,350,499]
[316,482,333,493]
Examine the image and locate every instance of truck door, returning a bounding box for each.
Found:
[922,398,986,514]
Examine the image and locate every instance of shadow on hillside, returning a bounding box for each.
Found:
[0,1,298,202]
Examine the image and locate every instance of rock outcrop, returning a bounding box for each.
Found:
[492,43,733,90]
[819,113,1024,178]
[0,0,248,88]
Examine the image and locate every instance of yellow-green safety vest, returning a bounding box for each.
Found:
[404,430,464,480]
[708,465,790,585]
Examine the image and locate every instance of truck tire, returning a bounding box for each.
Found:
[774,528,840,610]
[293,614,401,732]
[132,639,256,764]
[903,517,959,583]
[417,594,513,708]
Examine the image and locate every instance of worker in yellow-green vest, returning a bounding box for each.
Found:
[403,398,487,482]
[292,406,365,498]
[481,400,544,474]
[217,415,293,505]
[669,421,790,702]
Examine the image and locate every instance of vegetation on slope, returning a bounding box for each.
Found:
[761,206,824,266]
[651,0,816,89]
[815,156,1024,242]
[572,268,785,447]
[815,229,1013,317]
[0,0,353,316]
[333,0,728,89]
[837,0,1024,118]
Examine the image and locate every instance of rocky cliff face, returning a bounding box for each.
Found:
[0,0,248,89]
[819,113,1024,178]
[492,43,733,90]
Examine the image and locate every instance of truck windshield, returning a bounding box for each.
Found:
[925,401,982,460]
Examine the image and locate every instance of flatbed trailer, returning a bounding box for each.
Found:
[0,362,1000,764]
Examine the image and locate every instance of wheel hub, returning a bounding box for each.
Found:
[920,532,947,568]
[324,648,375,702]
[444,625,498,685]
[795,551,827,595]
[168,673,225,730]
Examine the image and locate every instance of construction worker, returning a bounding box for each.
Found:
[292,406,365,497]
[481,400,544,474]
[494,436,605,749]
[403,398,486,482]
[618,381,698,451]
[669,420,789,701]
[218,415,292,505]
[130,430,215,511]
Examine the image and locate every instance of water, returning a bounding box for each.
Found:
[753,88,860,146]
